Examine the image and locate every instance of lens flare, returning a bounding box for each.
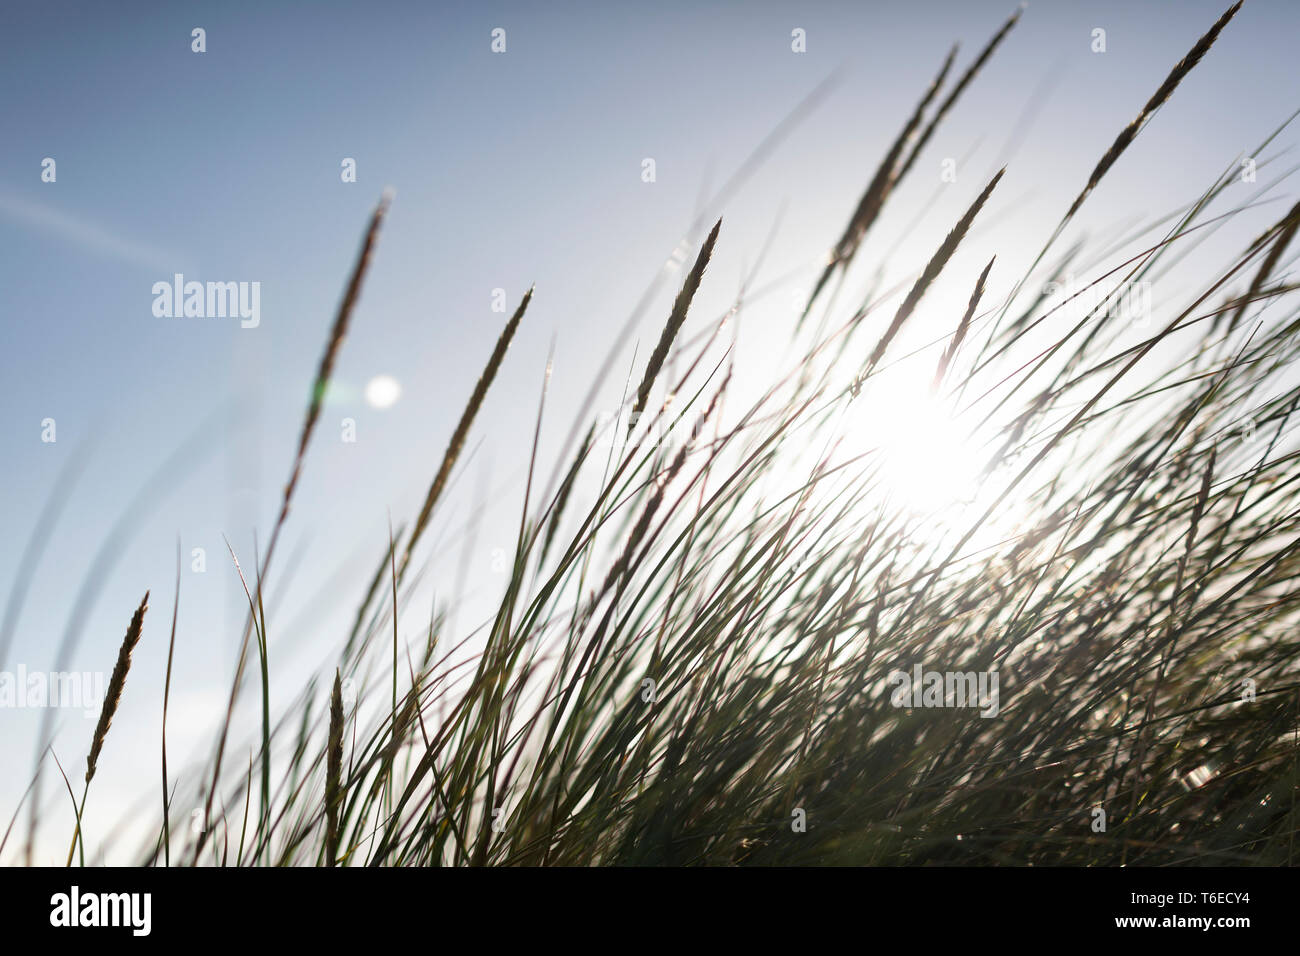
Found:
[364,374,402,409]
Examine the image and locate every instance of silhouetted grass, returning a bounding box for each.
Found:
[13,2,1300,867]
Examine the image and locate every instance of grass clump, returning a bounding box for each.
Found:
[13,2,1300,867]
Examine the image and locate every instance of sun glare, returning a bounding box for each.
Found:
[877,394,984,515]
[847,367,987,519]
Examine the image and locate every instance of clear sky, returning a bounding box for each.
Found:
[2,0,1297,862]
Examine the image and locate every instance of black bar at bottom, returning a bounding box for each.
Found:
[0,865,1279,943]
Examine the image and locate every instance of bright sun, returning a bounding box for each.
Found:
[849,366,987,518]
[879,395,984,514]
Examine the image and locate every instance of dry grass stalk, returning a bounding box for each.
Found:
[401,286,534,577]
[275,191,393,541]
[1060,1,1242,227]
[629,219,722,431]
[862,168,1005,378]
[934,255,996,391]
[804,49,956,318]
[972,2,1241,371]
[1228,199,1300,332]
[895,6,1023,184]
[196,195,394,865]
[86,591,149,783]
[67,591,149,866]
[325,668,344,866]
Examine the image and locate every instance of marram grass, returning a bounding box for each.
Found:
[12,2,1300,867]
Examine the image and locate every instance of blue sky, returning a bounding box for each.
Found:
[2,0,1298,861]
